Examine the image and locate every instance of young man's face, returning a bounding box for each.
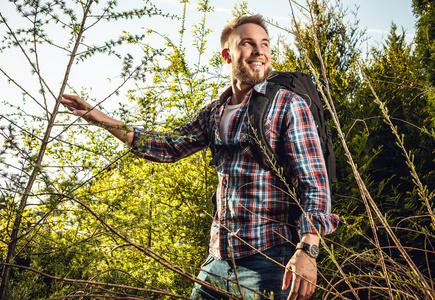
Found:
[228,23,271,86]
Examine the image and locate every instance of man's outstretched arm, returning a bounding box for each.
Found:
[61,94,134,144]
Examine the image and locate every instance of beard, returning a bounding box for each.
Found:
[232,56,271,86]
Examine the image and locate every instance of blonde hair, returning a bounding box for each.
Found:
[220,14,268,48]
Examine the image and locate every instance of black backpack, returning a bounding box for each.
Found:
[208,71,337,184]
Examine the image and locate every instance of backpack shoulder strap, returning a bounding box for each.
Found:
[208,105,218,157]
[207,88,233,157]
[269,71,337,183]
[247,82,283,173]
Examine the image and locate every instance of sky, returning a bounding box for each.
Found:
[344,0,415,43]
[153,0,416,51]
[0,0,417,121]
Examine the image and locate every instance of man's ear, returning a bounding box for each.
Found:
[222,49,231,63]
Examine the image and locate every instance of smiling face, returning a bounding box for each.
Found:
[227,23,271,87]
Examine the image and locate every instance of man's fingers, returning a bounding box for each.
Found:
[282,268,292,290]
[297,277,310,300]
[288,274,300,300]
[61,94,90,111]
[62,94,84,102]
[292,273,316,300]
[61,94,78,105]
[61,95,78,109]
[72,109,89,117]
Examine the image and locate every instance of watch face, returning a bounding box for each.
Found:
[297,242,319,258]
[309,245,319,258]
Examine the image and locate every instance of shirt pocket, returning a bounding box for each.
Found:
[243,117,274,159]
[239,132,256,159]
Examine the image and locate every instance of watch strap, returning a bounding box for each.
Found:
[296,241,319,258]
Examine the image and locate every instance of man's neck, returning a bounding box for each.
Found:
[230,80,253,105]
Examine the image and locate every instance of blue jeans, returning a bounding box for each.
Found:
[191,243,294,300]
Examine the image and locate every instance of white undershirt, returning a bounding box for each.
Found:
[219,103,242,144]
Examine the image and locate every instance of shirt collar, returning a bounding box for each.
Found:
[253,80,268,95]
[218,80,268,105]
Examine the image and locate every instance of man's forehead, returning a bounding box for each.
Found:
[228,23,269,45]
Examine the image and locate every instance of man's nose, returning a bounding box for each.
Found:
[252,45,261,55]
[252,44,265,56]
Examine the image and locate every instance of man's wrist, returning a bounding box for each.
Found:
[300,233,320,245]
[296,241,319,258]
[297,233,320,258]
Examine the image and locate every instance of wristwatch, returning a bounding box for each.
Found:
[296,242,319,258]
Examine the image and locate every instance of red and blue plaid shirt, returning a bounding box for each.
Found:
[132,80,339,260]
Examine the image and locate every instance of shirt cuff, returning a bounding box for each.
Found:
[130,127,146,152]
[298,211,340,237]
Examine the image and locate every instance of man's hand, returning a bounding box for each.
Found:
[61,94,134,144]
[282,232,319,300]
[282,250,317,300]
[61,94,109,126]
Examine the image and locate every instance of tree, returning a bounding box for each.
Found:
[0,0,176,298]
[271,1,435,298]
[413,0,435,86]
[413,0,435,127]
[0,0,233,297]
[340,24,435,299]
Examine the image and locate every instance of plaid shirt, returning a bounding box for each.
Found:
[132,80,339,260]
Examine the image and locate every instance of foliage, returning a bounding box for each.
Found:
[1,0,435,299]
[1,0,220,298]
[413,0,435,86]
[270,0,435,298]
[413,0,435,127]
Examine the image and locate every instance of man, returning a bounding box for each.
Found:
[62,14,339,300]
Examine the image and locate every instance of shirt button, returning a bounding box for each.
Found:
[222,178,228,186]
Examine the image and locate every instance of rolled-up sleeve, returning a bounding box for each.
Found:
[131,104,213,163]
[285,94,339,236]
